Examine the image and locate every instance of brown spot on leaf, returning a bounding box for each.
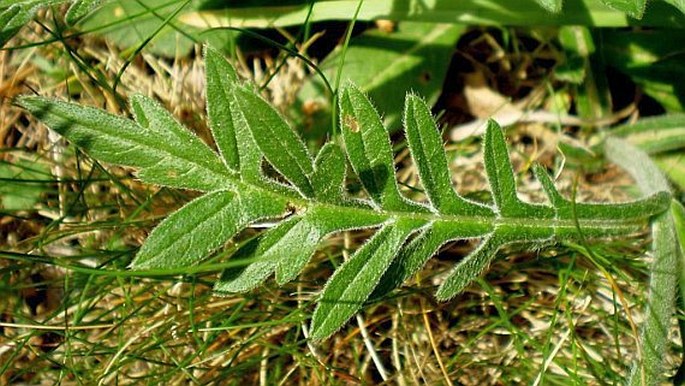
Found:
[343,114,360,133]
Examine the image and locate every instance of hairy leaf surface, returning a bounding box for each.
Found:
[18,96,230,191]
[311,219,422,340]
[20,45,672,343]
[215,217,303,293]
[606,137,678,386]
[534,0,563,12]
[234,86,315,197]
[133,188,288,270]
[340,83,423,212]
[311,143,346,202]
[404,94,492,216]
[205,45,240,172]
[600,0,646,18]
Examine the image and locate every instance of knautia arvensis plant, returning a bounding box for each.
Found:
[17,46,670,340]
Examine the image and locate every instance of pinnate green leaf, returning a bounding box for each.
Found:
[339,83,423,212]
[17,96,230,191]
[311,219,423,340]
[19,44,675,344]
[404,94,492,216]
[132,188,288,270]
[435,233,502,301]
[205,45,240,172]
[234,86,315,197]
[311,143,345,202]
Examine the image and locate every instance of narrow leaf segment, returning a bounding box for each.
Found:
[19,44,671,342]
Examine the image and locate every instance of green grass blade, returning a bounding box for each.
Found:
[339,83,423,211]
[311,219,422,340]
[404,94,493,216]
[17,96,231,191]
[608,114,685,155]
[235,86,314,196]
[132,188,288,270]
[435,233,502,301]
[671,200,685,384]
[204,45,240,172]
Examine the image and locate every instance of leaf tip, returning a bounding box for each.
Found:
[15,95,53,119]
[204,44,238,82]
[338,80,363,103]
[309,309,342,342]
[128,249,155,271]
[203,43,220,62]
[434,282,462,302]
[653,190,673,210]
[484,118,503,137]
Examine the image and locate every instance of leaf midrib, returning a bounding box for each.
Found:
[250,180,650,236]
